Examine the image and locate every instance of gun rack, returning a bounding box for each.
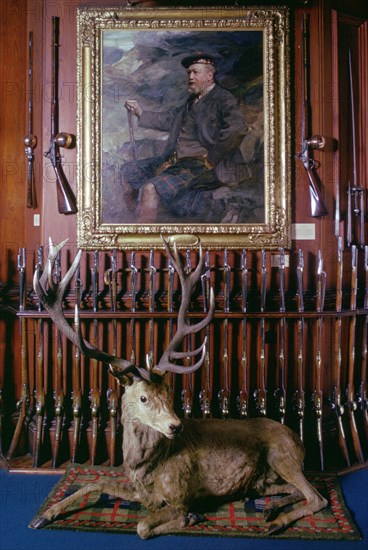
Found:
[1,244,367,474]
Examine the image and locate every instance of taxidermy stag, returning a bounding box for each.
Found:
[30,237,327,539]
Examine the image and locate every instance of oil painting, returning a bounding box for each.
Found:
[77,7,290,249]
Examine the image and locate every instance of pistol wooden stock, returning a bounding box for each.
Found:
[331,238,350,467]
[346,246,364,464]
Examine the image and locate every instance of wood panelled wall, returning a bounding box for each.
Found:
[1,0,368,472]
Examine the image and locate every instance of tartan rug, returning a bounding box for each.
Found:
[30,464,361,540]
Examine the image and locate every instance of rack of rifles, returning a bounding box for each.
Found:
[2,241,368,471]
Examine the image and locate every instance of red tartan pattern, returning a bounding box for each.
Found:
[30,465,361,540]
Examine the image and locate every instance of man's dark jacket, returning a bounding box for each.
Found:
[138,84,247,185]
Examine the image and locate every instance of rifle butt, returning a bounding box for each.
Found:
[316,415,324,471]
[52,412,64,468]
[33,411,44,468]
[6,404,28,459]
[108,389,118,466]
[306,169,328,217]
[71,416,81,464]
[26,160,37,209]
[70,390,82,463]
[55,166,77,214]
[348,408,365,464]
[337,421,351,468]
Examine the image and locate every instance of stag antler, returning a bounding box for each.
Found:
[33,237,214,382]
[33,238,145,380]
[155,236,215,375]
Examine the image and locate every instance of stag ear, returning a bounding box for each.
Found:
[108,366,132,386]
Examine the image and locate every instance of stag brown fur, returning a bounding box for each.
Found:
[30,237,327,539]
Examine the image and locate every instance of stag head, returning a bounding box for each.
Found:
[33,236,214,396]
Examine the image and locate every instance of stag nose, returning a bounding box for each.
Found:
[169,422,183,436]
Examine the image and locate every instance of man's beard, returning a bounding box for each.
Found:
[188,82,200,95]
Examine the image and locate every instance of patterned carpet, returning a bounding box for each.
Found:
[30,464,361,540]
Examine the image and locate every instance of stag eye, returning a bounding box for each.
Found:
[140,395,148,403]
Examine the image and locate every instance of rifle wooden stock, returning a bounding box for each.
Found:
[359,246,368,440]
[89,251,100,465]
[7,317,30,458]
[71,269,82,464]
[89,326,101,466]
[182,339,194,419]
[182,251,194,418]
[218,249,231,418]
[89,387,100,465]
[52,328,64,468]
[105,250,119,466]
[33,317,45,468]
[295,319,305,442]
[313,251,326,470]
[294,249,305,442]
[346,246,364,464]
[275,249,286,424]
[314,320,324,470]
[147,250,156,372]
[200,252,212,417]
[7,249,31,459]
[33,247,45,468]
[305,167,328,217]
[130,252,138,366]
[71,346,82,464]
[238,249,248,418]
[359,317,368,441]
[0,390,3,456]
[255,251,267,417]
[331,238,350,467]
[45,16,77,215]
[54,164,77,215]
[219,318,231,418]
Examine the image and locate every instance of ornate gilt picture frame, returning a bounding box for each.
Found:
[77,6,291,249]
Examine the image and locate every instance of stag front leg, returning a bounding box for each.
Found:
[137,504,201,539]
[30,480,139,529]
